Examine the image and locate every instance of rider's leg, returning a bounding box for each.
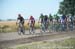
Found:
[18,26,21,35]
[32,24,35,33]
[22,26,25,34]
[61,22,65,31]
[29,24,32,34]
[41,23,45,32]
[70,22,73,31]
[21,25,25,35]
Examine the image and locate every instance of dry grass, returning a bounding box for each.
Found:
[0,20,39,33]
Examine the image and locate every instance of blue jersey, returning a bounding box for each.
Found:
[44,16,48,22]
[62,15,66,20]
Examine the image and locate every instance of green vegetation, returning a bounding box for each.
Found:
[58,0,75,16]
[7,38,75,49]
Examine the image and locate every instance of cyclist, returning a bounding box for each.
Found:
[48,14,53,32]
[69,15,74,31]
[60,14,67,31]
[54,14,60,31]
[16,14,25,35]
[54,14,60,22]
[39,14,45,32]
[28,16,35,34]
[49,14,53,22]
[44,15,49,31]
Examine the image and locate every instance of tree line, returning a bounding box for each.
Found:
[58,0,75,16]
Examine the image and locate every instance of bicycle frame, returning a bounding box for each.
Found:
[29,23,35,34]
[17,22,25,35]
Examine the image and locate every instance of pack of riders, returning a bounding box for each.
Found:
[17,14,35,27]
[17,13,75,33]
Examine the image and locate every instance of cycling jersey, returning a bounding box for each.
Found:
[62,15,66,20]
[29,16,35,24]
[49,14,53,21]
[40,15,44,23]
[17,16,24,24]
[61,15,67,23]
[44,15,48,22]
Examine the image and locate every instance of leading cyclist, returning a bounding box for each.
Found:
[16,14,25,35]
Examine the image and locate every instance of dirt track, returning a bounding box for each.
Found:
[0,30,75,49]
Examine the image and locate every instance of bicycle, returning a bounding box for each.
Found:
[16,21,25,35]
[28,23,35,34]
[38,22,45,33]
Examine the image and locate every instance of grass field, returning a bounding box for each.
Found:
[0,20,74,33]
[7,38,75,49]
[0,20,40,33]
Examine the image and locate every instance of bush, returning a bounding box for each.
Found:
[0,25,9,33]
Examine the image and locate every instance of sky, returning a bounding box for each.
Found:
[0,0,63,20]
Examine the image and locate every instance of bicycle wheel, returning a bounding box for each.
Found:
[40,23,45,33]
[18,27,21,35]
[21,26,25,35]
[29,24,35,34]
